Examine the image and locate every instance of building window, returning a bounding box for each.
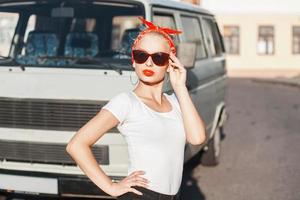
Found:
[223,26,239,55]
[257,26,274,55]
[292,26,300,54]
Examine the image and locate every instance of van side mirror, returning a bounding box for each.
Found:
[175,42,196,69]
[51,7,74,18]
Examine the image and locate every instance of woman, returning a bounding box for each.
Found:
[66,17,206,200]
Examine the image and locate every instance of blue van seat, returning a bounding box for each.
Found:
[121,28,140,55]
[16,31,59,65]
[64,32,98,57]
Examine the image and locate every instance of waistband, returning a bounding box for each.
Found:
[131,186,179,200]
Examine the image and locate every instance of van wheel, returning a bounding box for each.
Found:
[200,126,221,166]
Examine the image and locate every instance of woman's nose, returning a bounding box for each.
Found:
[145,56,153,66]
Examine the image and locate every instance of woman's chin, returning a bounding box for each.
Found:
[139,76,165,85]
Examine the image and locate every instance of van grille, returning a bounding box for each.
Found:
[0,97,118,132]
[0,139,109,165]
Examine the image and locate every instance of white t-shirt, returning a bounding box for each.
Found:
[102,91,186,195]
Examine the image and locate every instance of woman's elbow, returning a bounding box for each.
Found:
[66,143,73,154]
[189,130,206,145]
[66,141,79,154]
[190,137,206,145]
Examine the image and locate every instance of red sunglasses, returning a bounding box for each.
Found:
[132,49,170,66]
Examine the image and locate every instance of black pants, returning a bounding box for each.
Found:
[117,186,181,200]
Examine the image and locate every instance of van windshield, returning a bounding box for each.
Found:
[0,1,145,70]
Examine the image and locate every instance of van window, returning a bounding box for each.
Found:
[153,14,179,47]
[202,18,223,57]
[20,14,98,56]
[22,15,36,55]
[180,15,206,59]
[24,15,36,45]
[0,2,145,70]
[111,16,142,52]
[0,12,19,57]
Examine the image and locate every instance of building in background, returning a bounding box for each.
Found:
[201,0,300,78]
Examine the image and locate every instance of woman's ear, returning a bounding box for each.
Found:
[132,62,136,69]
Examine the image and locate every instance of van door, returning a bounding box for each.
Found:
[150,8,182,94]
[178,13,220,157]
[201,16,227,137]
[151,7,217,156]
[151,8,216,132]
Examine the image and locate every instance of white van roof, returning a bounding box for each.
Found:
[139,0,213,15]
[0,0,213,15]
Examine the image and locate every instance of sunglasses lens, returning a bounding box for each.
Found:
[133,50,148,63]
[152,52,169,66]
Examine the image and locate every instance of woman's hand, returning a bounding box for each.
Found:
[108,170,149,197]
[167,51,187,90]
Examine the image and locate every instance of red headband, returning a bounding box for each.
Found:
[137,16,182,35]
[131,16,183,64]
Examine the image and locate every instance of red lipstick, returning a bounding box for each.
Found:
[143,69,154,76]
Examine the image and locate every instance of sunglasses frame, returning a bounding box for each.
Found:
[132,49,170,66]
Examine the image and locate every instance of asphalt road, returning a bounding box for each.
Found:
[180,78,300,200]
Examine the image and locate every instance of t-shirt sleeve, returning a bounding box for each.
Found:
[101,92,131,124]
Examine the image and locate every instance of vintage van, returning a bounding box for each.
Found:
[0,0,228,198]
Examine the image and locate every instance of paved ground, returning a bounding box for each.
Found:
[227,69,300,79]
[180,77,300,200]
[251,74,300,89]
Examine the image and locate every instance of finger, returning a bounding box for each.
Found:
[169,59,178,69]
[169,54,184,69]
[169,64,175,73]
[129,188,143,195]
[137,182,149,188]
[130,175,149,183]
[129,170,145,177]
[170,63,185,72]
[128,175,149,184]
[136,176,150,183]
[169,51,179,61]
[170,63,179,69]
[168,64,175,72]
[169,56,182,66]
[169,55,175,63]
[168,60,175,71]
[128,180,149,188]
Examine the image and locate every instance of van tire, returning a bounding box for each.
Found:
[200,126,221,166]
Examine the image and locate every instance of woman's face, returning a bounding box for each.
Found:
[132,33,171,85]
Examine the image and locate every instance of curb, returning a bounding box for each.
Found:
[250,78,300,89]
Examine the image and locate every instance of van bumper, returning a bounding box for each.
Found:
[0,168,123,199]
